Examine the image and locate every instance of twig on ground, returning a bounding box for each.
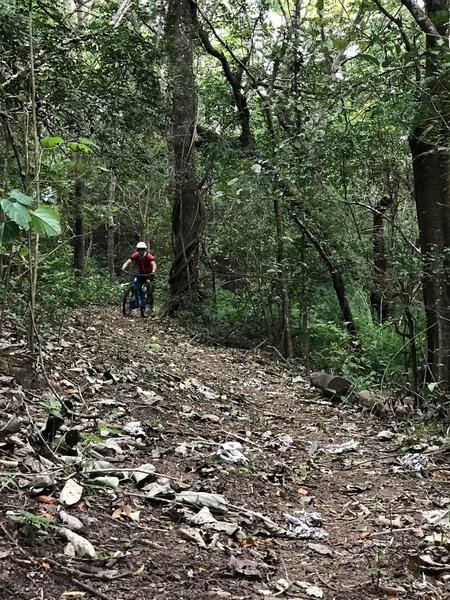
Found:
[267,346,288,363]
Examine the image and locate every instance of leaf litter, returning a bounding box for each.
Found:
[1,306,450,599]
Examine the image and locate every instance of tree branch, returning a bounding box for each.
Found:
[400,0,444,45]
[0,112,27,189]
[371,0,412,51]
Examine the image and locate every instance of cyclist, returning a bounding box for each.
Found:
[122,242,156,299]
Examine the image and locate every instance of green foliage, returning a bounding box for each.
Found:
[39,252,122,317]
[41,399,62,417]
[8,510,57,536]
[0,190,61,245]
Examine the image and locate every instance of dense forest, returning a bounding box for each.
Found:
[1,0,450,405]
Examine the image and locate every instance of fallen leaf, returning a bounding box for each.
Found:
[60,528,97,558]
[240,537,256,548]
[132,463,156,486]
[188,506,216,526]
[60,479,83,507]
[298,487,309,496]
[176,491,228,513]
[179,526,207,548]
[408,554,450,572]
[36,495,56,505]
[39,512,56,520]
[90,476,120,489]
[59,510,84,531]
[296,581,324,598]
[111,505,140,522]
[133,565,145,575]
[228,555,266,579]
[432,470,450,480]
[307,542,334,556]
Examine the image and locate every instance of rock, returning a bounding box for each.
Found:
[310,372,351,398]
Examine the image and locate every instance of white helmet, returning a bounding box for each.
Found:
[136,241,147,250]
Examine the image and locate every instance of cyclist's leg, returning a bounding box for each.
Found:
[143,275,154,307]
[135,275,145,303]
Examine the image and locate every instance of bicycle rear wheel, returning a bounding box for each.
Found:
[122,286,135,316]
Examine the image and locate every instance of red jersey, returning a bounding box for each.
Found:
[130,252,155,274]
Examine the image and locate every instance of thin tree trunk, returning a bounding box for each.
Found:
[107,172,116,282]
[273,192,292,358]
[72,160,85,274]
[370,195,393,323]
[27,4,41,353]
[192,2,254,150]
[166,0,205,314]
[291,214,358,338]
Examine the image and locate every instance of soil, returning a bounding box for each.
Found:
[1,306,449,600]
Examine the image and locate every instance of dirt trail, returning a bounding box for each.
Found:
[1,307,449,600]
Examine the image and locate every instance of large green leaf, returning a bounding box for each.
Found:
[40,135,63,149]
[9,190,33,206]
[78,137,99,150]
[1,198,31,229]
[30,205,61,236]
[0,221,20,246]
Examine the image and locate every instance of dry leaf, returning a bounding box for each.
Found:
[307,542,333,556]
[298,487,309,496]
[60,479,83,506]
[296,581,324,598]
[228,555,266,579]
[432,470,450,480]
[179,526,207,548]
[36,495,56,504]
[60,528,97,558]
[39,512,56,520]
[111,505,140,522]
[133,565,145,575]
[59,510,84,531]
[241,537,256,548]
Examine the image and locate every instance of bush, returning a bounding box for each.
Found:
[38,253,122,320]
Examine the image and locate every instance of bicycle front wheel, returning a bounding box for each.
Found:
[122,286,135,316]
[140,285,153,318]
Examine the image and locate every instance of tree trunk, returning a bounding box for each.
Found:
[370,195,393,323]
[410,136,450,384]
[273,192,292,358]
[292,214,358,338]
[72,160,85,275]
[167,0,205,314]
[107,173,116,282]
[409,0,450,386]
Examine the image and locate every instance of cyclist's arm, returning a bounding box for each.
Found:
[150,260,156,274]
[122,258,132,270]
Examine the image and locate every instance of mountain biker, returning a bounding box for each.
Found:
[122,242,156,295]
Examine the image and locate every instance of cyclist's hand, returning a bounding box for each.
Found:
[148,273,155,281]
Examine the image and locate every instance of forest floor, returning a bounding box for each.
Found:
[1,306,450,600]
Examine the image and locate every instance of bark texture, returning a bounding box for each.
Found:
[409,0,450,385]
[167,0,205,314]
[370,195,393,323]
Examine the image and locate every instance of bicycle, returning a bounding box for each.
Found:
[122,274,154,318]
